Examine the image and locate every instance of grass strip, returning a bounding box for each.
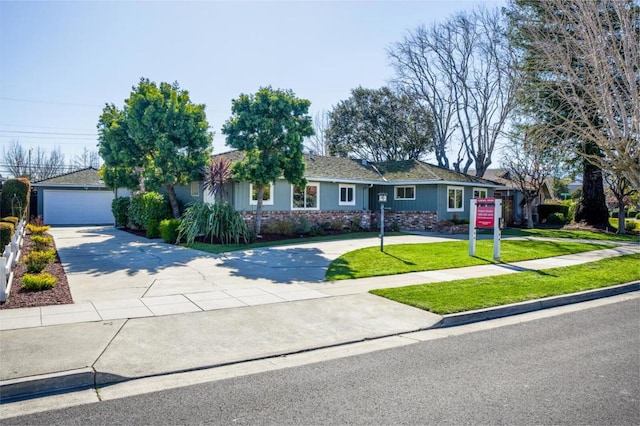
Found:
[185,232,403,254]
[371,254,640,315]
[327,240,614,280]
[500,227,639,242]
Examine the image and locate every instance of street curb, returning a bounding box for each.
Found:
[0,368,95,403]
[2,283,638,403]
[433,281,640,328]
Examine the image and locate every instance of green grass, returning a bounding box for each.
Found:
[185,232,403,254]
[501,227,639,242]
[371,254,640,314]
[326,240,614,280]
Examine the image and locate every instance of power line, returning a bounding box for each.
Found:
[0,96,102,108]
[0,123,96,132]
[0,130,96,136]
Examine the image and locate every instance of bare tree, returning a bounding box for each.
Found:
[72,147,101,170]
[1,140,66,181]
[305,110,330,156]
[2,140,28,177]
[389,6,518,177]
[604,171,636,234]
[501,131,558,229]
[520,0,640,190]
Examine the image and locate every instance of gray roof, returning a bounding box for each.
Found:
[32,167,106,187]
[213,151,501,186]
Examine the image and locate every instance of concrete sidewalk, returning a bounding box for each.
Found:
[0,227,638,401]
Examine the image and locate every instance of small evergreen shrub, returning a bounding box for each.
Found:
[628,210,638,218]
[111,197,131,228]
[0,178,30,218]
[25,249,56,273]
[21,273,57,291]
[1,216,19,226]
[546,212,567,225]
[636,212,640,219]
[146,219,160,239]
[567,202,577,223]
[625,220,637,232]
[538,204,569,222]
[0,222,14,247]
[27,224,50,235]
[129,192,172,229]
[294,216,312,234]
[31,235,53,251]
[159,219,182,244]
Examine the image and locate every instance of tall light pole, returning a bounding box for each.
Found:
[378,192,387,252]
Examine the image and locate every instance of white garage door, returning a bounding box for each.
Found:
[43,189,114,225]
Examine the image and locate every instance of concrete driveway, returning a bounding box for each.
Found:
[49,226,450,303]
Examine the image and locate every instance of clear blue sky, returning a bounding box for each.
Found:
[0,0,504,177]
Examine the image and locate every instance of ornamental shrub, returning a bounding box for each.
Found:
[21,273,57,291]
[1,216,19,226]
[31,235,53,251]
[24,249,56,273]
[625,220,638,232]
[0,222,14,248]
[159,219,182,244]
[538,204,569,222]
[27,224,50,235]
[146,219,160,239]
[546,212,567,225]
[129,192,172,229]
[111,197,131,228]
[0,178,30,218]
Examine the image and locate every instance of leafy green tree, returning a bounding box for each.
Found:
[222,87,313,235]
[98,78,213,218]
[326,86,434,162]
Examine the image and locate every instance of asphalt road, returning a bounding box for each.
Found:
[2,298,638,425]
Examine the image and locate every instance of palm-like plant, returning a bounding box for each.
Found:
[203,157,232,201]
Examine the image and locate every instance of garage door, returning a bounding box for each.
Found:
[43,189,114,225]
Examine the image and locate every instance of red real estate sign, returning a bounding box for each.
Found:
[475,198,495,228]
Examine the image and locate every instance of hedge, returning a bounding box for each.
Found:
[538,204,569,222]
[128,192,172,230]
[0,178,30,218]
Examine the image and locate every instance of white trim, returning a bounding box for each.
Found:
[394,185,416,201]
[447,186,464,212]
[338,184,356,206]
[250,183,274,205]
[190,181,200,197]
[291,182,320,210]
[473,187,488,199]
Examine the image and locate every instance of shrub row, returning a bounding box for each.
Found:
[538,204,569,222]
[112,192,172,238]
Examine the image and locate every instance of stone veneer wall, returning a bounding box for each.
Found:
[240,210,439,232]
[240,210,372,231]
[371,210,438,231]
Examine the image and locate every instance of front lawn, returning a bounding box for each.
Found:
[326,239,614,280]
[371,254,640,314]
[501,227,639,242]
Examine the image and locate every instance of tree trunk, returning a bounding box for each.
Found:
[255,184,264,236]
[574,162,609,229]
[525,198,535,229]
[617,195,626,235]
[165,184,181,219]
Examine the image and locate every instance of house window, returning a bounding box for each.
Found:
[473,188,488,199]
[292,182,319,210]
[190,181,200,197]
[339,184,355,206]
[395,186,415,200]
[448,186,464,212]
[250,183,274,205]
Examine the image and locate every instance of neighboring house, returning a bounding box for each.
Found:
[32,167,129,225]
[187,151,503,232]
[482,169,553,226]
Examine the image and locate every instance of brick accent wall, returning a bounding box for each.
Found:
[240,210,439,232]
[371,210,438,231]
[240,210,372,231]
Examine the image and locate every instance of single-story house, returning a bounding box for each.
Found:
[482,169,553,226]
[183,151,504,232]
[31,167,129,225]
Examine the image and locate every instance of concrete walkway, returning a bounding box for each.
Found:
[0,227,638,401]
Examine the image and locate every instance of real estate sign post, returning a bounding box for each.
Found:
[469,198,502,260]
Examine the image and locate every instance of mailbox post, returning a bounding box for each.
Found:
[378,193,387,252]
